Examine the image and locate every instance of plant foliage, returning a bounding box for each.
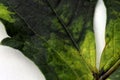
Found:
[0,0,120,80]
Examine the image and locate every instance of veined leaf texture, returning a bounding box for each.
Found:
[0,0,120,80]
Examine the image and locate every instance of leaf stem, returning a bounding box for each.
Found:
[99,59,120,80]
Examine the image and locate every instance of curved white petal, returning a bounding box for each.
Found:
[0,21,46,80]
[93,0,107,70]
[0,21,9,42]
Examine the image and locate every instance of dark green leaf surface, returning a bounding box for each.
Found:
[0,0,120,80]
[5,0,97,79]
[100,0,120,73]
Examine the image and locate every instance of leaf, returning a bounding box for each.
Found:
[6,0,98,79]
[46,33,94,80]
[99,0,120,79]
[109,67,120,80]
[2,0,120,79]
[0,3,15,22]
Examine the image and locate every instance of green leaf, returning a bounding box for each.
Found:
[109,67,120,80]
[100,0,120,72]
[0,3,15,22]
[3,0,120,80]
[46,33,94,80]
[6,0,97,79]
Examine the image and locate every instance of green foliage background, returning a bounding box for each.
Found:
[0,0,120,80]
